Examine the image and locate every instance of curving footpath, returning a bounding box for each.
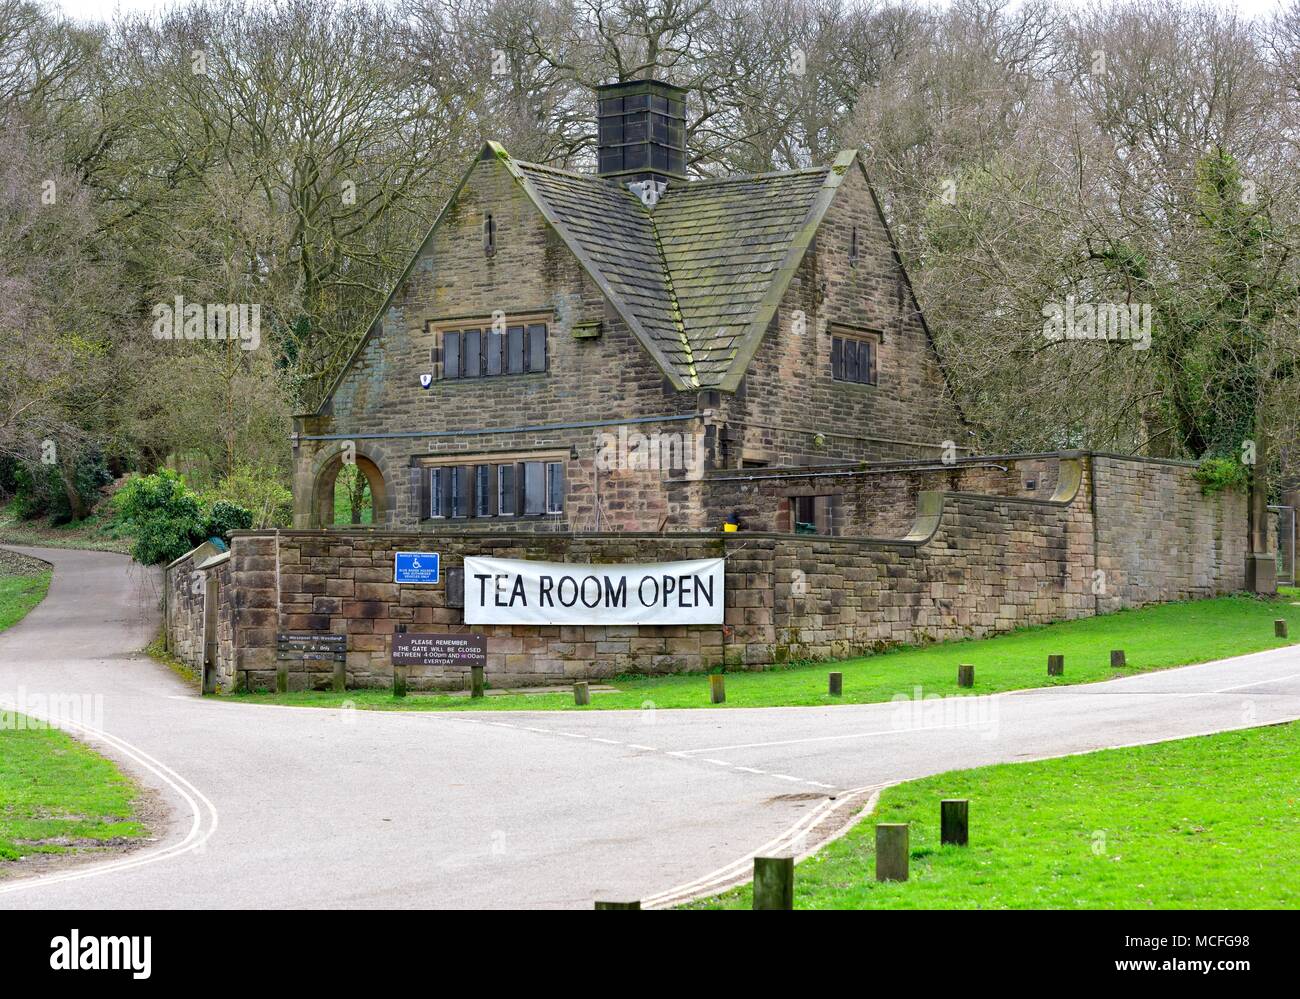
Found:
[2,544,1300,909]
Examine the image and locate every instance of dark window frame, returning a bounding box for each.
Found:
[418,454,566,521]
[831,330,880,386]
[788,494,840,536]
[434,317,549,381]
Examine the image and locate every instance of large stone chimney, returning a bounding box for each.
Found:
[596,79,687,198]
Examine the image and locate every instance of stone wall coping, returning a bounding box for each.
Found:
[1088,450,1198,469]
[231,469,1085,552]
[163,539,222,572]
[697,449,1192,483]
[702,451,1070,480]
[196,551,231,570]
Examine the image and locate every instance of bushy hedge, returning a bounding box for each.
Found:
[204,500,253,541]
[113,471,254,565]
[202,465,293,528]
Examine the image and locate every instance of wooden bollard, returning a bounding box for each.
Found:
[332,661,346,693]
[1110,649,1126,668]
[709,674,726,704]
[941,799,969,846]
[1276,619,1288,638]
[574,681,590,706]
[1047,654,1064,677]
[275,666,288,694]
[752,856,794,910]
[875,823,909,882]
[828,671,843,696]
[957,663,974,688]
[471,665,485,698]
[594,900,641,909]
[392,623,407,697]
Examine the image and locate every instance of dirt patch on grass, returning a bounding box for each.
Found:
[0,779,167,883]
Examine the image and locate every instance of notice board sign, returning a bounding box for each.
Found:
[394,551,440,584]
[391,633,487,668]
[462,556,725,626]
[276,632,346,663]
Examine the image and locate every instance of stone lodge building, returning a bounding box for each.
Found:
[292,79,967,535]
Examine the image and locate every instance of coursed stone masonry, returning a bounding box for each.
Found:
[166,452,1248,692]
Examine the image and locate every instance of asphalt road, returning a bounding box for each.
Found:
[2,545,1300,909]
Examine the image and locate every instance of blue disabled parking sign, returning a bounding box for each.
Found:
[394,551,440,584]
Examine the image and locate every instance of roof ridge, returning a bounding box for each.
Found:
[514,157,836,189]
[669,164,832,188]
[513,159,620,185]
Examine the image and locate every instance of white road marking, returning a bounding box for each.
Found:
[640,785,882,909]
[677,723,956,755]
[448,720,843,794]
[1211,671,1300,693]
[0,698,219,896]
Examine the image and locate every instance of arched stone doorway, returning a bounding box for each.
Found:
[311,449,390,528]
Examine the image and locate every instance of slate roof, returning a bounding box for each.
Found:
[314,143,862,411]
[504,146,858,390]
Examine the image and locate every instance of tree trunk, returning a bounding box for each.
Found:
[58,454,88,522]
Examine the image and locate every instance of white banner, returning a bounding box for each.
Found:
[463,556,725,625]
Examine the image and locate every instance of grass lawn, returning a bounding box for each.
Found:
[0,723,147,863]
[0,569,51,632]
[0,557,147,868]
[226,593,1300,713]
[688,720,1300,909]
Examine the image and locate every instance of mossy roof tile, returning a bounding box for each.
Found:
[511,156,846,388]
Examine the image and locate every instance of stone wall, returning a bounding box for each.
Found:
[687,454,1061,537]
[164,546,207,668]
[163,543,235,688]
[1092,454,1248,611]
[168,452,1249,693]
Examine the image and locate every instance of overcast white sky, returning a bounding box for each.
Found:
[42,0,1300,25]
